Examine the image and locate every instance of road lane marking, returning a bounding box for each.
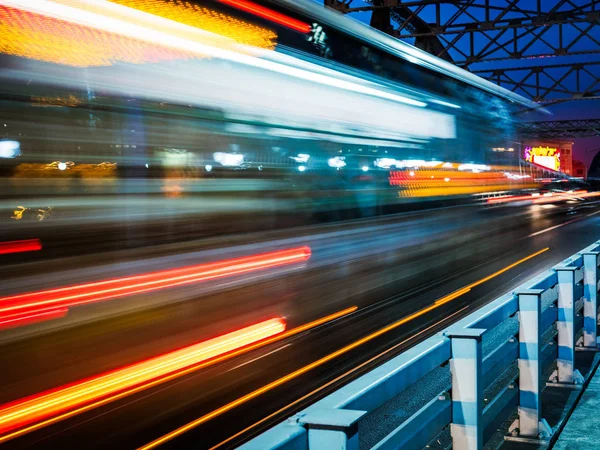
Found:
[528,220,579,237]
[588,209,600,218]
[527,204,600,239]
[226,344,292,372]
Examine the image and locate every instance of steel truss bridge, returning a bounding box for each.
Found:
[325,0,600,139]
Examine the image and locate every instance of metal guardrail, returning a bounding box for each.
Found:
[239,240,600,450]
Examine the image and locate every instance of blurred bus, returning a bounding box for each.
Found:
[0,0,550,251]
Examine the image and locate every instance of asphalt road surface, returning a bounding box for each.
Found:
[1,199,600,449]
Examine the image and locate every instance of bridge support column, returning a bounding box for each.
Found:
[302,409,366,450]
[445,328,485,450]
[549,267,584,387]
[507,289,552,443]
[581,251,600,350]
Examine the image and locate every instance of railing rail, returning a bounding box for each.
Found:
[239,240,600,450]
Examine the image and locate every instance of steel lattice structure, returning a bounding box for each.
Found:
[472,61,600,103]
[326,0,600,104]
[519,118,600,139]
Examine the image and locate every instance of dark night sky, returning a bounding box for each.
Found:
[314,0,600,167]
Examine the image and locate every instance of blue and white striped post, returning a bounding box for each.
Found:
[302,409,366,450]
[513,289,550,440]
[553,267,584,386]
[445,328,485,450]
[582,251,600,349]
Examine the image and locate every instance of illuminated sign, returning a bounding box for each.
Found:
[525,146,560,172]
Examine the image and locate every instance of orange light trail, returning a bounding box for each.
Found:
[0,247,311,322]
[139,248,549,449]
[109,0,277,48]
[450,247,549,292]
[0,0,277,68]
[0,239,42,255]
[0,4,192,67]
[0,307,356,443]
[0,318,287,437]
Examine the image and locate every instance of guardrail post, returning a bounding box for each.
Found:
[301,409,366,450]
[508,289,552,443]
[550,267,584,387]
[582,251,600,349]
[444,328,485,450]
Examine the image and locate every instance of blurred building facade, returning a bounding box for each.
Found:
[572,160,587,179]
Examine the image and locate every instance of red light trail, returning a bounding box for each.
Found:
[0,239,42,255]
[218,0,311,33]
[0,247,311,328]
[0,308,68,330]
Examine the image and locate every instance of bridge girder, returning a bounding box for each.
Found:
[325,0,600,104]
[325,0,454,61]
[519,118,600,140]
[472,61,600,104]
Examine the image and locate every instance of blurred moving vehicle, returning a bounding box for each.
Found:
[11,206,53,221]
[0,0,569,251]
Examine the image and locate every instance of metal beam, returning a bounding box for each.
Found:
[341,0,600,66]
[335,0,600,103]
[326,0,454,61]
[519,119,600,139]
[472,61,600,103]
